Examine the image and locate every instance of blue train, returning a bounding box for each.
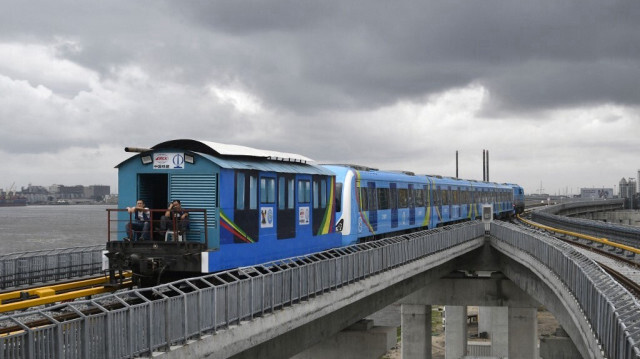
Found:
[106,139,524,286]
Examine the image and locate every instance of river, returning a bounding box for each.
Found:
[0,204,115,254]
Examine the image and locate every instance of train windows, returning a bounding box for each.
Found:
[377,188,390,210]
[321,179,327,209]
[359,186,369,211]
[261,178,275,204]
[368,187,378,211]
[441,189,449,206]
[452,188,458,205]
[288,179,295,209]
[313,180,319,209]
[398,188,408,208]
[298,180,311,203]
[236,173,245,210]
[335,182,343,212]
[249,175,258,209]
[414,188,424,207]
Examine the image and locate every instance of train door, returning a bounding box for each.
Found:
[258,174,277,240]
[367,182,378,232]
[408,184,416,225]
[277,175,296,239]
[452,187,460,219]
[234,171,259,243]
[390,183,398,229]
[296,175,313,238]
[138,173,168,210]
[312,175,328,236]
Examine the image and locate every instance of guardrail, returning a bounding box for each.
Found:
[492,222,640,359]
[0,222,484,359]
[0,245,106,290]
[531,200,640,247]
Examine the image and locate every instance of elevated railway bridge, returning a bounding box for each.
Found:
[2,199,640,358]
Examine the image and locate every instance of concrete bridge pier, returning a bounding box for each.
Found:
[401,304,432,358]
[444,306,468,359]
[508,307,538,359]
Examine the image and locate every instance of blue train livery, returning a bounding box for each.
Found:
[106,139,522,286]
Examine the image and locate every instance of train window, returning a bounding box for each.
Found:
[390,186,398,209]
[368,187,378,211]
[313,180,319,209]
[414,188,424,207]
[321,179,327,209]
[398,188,408,208]
[288,179,295,209]
[261,178,275,204]
[441,190,448,206]
[452,188,458,205]
[249,175,258,209]
[278,177,285,210]
[298,180,311,203]
[360,186,368,211]
[377,188,390,210]
[335,182,343,212]
[236,173,245,210]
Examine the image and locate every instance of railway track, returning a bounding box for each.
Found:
[515,212,640,300]
[0,272,133,314]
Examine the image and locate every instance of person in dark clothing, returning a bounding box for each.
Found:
[126,199,151,240]
[160,199,190,238]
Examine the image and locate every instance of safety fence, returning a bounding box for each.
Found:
[0,222,484,359]
[492,222,640,359]
[0,245,105,290]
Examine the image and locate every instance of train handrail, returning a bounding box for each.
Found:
[106,208,209,246]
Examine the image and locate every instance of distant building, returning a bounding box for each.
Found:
[619,178,637,199]
[84,185,111,200]
[580,188,613,199]
[19,184,111,204]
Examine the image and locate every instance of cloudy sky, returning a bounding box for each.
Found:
[1,1,639,196]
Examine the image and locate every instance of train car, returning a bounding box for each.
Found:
[106,139,341,286]
[323,165,516,245]
[506,183,525,214]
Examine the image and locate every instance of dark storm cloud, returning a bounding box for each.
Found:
[163,0,640,113]
[3,0,637,114]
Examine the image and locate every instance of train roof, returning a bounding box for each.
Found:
[152,139,313,163]
[118,139,333,176]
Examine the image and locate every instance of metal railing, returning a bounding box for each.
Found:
[0,246,106,290]
[492,222,640,359]
[0,222,484,359]
[106,208,209,245]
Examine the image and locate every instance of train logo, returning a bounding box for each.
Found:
[153,152,185,170]
[172,154,184,169]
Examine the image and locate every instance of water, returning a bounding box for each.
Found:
[0,205,115,254]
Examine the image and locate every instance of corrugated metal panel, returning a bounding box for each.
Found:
[169,174,218,242]
[200,154,334,175]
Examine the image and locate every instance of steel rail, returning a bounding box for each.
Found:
[517,213,640,256]
[0,272,132,313]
